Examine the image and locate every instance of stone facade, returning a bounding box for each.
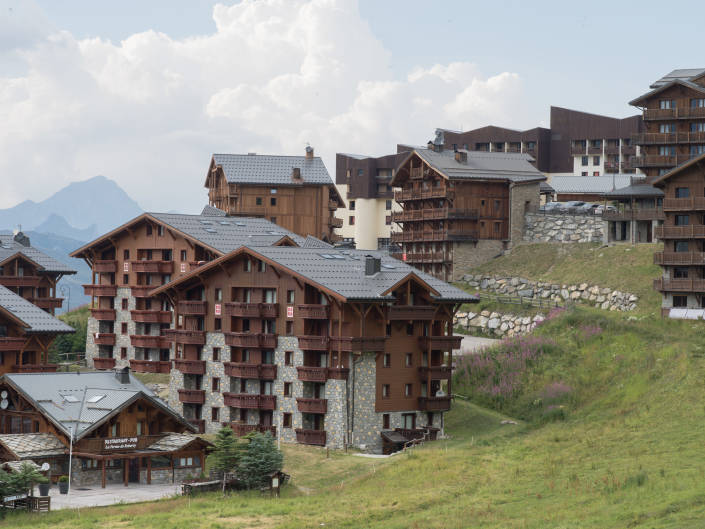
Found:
[509,182,541,247]
[523,213,606,244]
[68,457,199,487]
[459,274,638,312]
[454,310,545,338]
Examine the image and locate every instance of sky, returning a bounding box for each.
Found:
[2,0,705,217]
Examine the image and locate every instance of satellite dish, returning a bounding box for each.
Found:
[0,400,8,410]
[40,463,50,472]
[1,391,7,399]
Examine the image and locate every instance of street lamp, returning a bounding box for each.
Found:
[59,285,70,313]
[67,425,73,496]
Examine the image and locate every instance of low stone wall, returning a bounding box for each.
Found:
[454,310,545,338]
[523,213,605,243]
[459,274,638,311]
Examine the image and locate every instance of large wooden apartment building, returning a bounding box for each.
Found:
[204,147,345,242]
[390,145,545,281]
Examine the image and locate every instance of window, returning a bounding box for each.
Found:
[675,215,690,226]
[123,249,130,260]
[286,321,293,335]
[256,197,263,206]
[674,267,689,279]
[691,99,705,108]
[136,421,144,435]
[214,318,221,331]
[121,347,127,359]
[122,298,128,310]
[176,456,200,468]
[406,322,414,335]
[262,350,274,364]
[581,171,588,176]
[385,200,392,211]
[659,145,676,156]
[285,351,293,365]
[659,123,676,133]
[212,377,220,392]
[213,347,220,361]
[270,188,277,194]
[151,456,171,468]
[264,289,277,303]
[158,225,164,236]
[382,414,390,430]
[270,217,277,224]
[284,382,292,397]
[270,197,277,206]
[690,145,705,156]
[405,353,413,367]
[180,250,187,261]
[383,353,391,368]
[263,319,276,334]
[581,156,588,166]
[110,423,120,437]
[121,322,128,335]
[349,216,355,225]
[382,384,390,398]
[593,156,600,165]
[123,273,129,285]
[146,224,152,236]
[212,407,220,422]
[357,169,364,177]
[673,295,688,308]
[81,459,99,470]
[675,187,690,198]
[405,383,412,397]
[675,241,689,252]
[659,99,675,109]
[593,171,600,176]
[287,290,295,303]
[244,259,251,272]
[691,122,705,132]
[283,413,292,428]
[385,215,391,226]
[494,222,501,233]
[215,288,222,302]
[402,413,416,429]
[349,200,355,211]
[258,260,266,272]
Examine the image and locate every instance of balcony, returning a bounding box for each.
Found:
[391,208,479,223]
[223,303,279,318]
[402,252,448,264]
[419,335,463,351]
[224,362,277,379]
[654,252,705,265]
[173,358,206,375]
[388,305,436,320]
[663,197,705,211]
[131,260,174,274]
[223,393,276,410]
[130,285,154,298]
[603,161,620,173]
[93,333,116,346]
[130,359,171,374]
[602,208,665,222]
[130,335,171,349]
[445,229,480,241]
[297,366,329,382]
[29,297,64,311]
[570,144,586,155]
[587,145,602,155]
[225,332,278,348]
[328,367,350,380]
[93,260,118,273]
[90,308,116,321]
[604,144,620,155]
[394,188,452,201]
[418,365,453,379]
[0,337,25,351]
[163,329,206,345]
[297,304,329,319]
[188,419,206,434]
[93,357,116,370]
[83,284,117,297]
[631,155,677,168]
[644,106,705,120]
[331,217,343,228]
[328,199,338,210]
[228,423,277,437]
[417,395,452,411]
[10,364,58,373]
[295,429,326,446]
[644,108,675,120]
[297,335,329,350]
[655,225,705,238]
[621,145,636,156]
[633,132,678,145]
[330,336,386,352]
[177,300,207,316]
[131,310,172,324]
[178,389,206,404]
[391,229,478,243]
[296,398,328,414]
[0,276,41,288]
[654,278,705,292]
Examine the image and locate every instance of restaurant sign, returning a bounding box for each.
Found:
[104,437,138,451]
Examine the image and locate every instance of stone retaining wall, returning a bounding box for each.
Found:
[523,213,605,243]
[454,310,545,339]
[459,274,638,311]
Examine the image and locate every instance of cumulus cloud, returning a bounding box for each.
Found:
[0,0,530,217]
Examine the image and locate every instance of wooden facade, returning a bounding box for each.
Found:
[0,311,57,376]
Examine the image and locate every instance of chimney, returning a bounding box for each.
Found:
[13,231,30,247]
[455,151,467,164]
[305,145,314,159]
[116,366,131,384]
[292,167,302,182]
[365,255,381,276]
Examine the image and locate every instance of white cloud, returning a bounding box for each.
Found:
[0,0,530,218]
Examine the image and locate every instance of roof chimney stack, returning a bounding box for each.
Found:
[305,145,314,159]
[13,231,30,247]
[116,366,131,384]
[455,151,467,164]
[365,255,381,276]
[292,167,302,182]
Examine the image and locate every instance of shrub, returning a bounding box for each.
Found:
[58,475,69,483]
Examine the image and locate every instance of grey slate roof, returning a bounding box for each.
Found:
[0,232,76,274]
[0,433,66,459]
[631,71,705,106]
[248,246,476,302]
[602,184,664,199]
[2,371,191,439]
[212,153,334,186]
[650,68,705,88]
[549,175,633,195]
[0,285,74,334]
[2,459,41,472]
[200,205,227,217]
[404,148,545,183]
[149,433,207,452]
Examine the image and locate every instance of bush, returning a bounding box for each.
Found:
[58,475,69,483]
[237,433,283,490]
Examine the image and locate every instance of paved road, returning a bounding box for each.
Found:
[454,334,500,355]
[47,483,181,510]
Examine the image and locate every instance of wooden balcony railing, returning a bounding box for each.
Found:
[188,419,206,434]
[402,252,448,264]
[130,359,171,374]
[655,225,705,239]
[93,260,117,273]
[223,393,276,410]
[570,145,586,155]
[173,359,206,375]
[225,332,278,348]
[653,252,705,265]
[223,303,279,318]
[653,278,705,292]
[177,300,207,315]
[83,284,117,297]
[330,336,386,352]
[228,423,277,437]
[632,131,705,145]
[178,389,206,404]
[391,208,479,223]
[130,334,172,349]
[297,366,329,382]
[296,398,327,414]
[130,310,172,324]
[331,217,344,228]
[328,367,350,380]
[418,365,453,379]
[130,285,154,298]
[29,297,64,311]
[417,395,452,411]
[296,304,330,319]
[131,260,174,274]
[10,364,58,373]
[388,305,436,320]
[297,335,329,350]
[662,197,705,211]
[0,276,41,288]
[224,362,277,379]
[328,199,339,210]
[644,106,705,120]
[419,335,463,351]
[295,429,326,446]
[93,333,116,346]
[93,357,116,370]
[90,308,116,321]
[587,146,602,155]
[390,229,478,243]
[0,337,26,351]
[163,329,206,345]
[602,208,665,221]
[604,145,620,155]
[394,188,452,201]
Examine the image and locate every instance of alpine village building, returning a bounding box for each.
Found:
[204,147,345,243]
[71,206,475,452]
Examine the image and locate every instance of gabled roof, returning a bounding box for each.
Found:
[0,285,74,334]
[0,433,66,460]
[211,153,334,186]
[0,232,76,275]
[650,68,705,88]
[630,78,705,107]
[201,204,227,217]
[549,175,633,195]
[652,151,705,186]
[151,246,476,303]
[1,371,194,440]
[391,148,545,186]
